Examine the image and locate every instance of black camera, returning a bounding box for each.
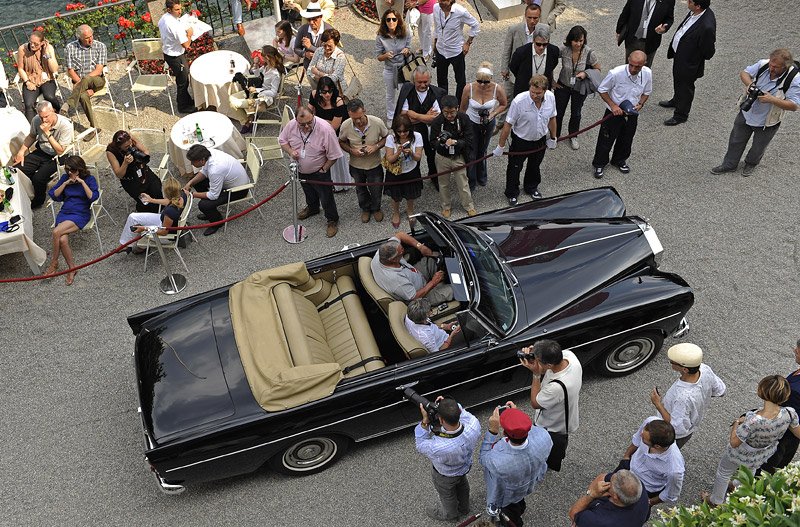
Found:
[478,108,491,125]
[126,146,150,165]
[740,84,763,112]
[437,130,452,145]
[403,387,439,424]
[516,350,535,361]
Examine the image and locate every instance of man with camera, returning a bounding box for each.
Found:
[710,48,800,177]
[479,402,552,527]
[518,339,582,472]
[429,95,476,218]
[415,395,481,521]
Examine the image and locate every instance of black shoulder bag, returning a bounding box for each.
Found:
[546,378,570,472]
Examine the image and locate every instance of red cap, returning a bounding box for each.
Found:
[500,408,532,440]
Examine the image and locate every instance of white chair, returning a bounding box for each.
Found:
[223,142,264,233]
[48,180,115,255]
[137,193,199,272]
[127,39,174,116]
[128,127,169,179]
[249,105,293,153]
[75,106,126,172]
[61,65,115,117]
[250,74,291,136]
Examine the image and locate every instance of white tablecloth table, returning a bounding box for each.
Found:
[0,167,46,274]
[0,107,31,167]
[168,111,248,174]
[190,50,251,123]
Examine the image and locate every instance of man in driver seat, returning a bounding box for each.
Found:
[371,231,454,304]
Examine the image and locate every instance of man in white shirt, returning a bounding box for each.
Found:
[404,298,461,352]
[183,145,250,236]
[620,417,685,506]
[432,0,479,101]
[493,74,557,205]
[649,342,726,448]
[591,50,651,179]
[518,339,582,472]
[159,0,196,114]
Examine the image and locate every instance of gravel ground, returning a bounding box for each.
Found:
[2,0,799,525]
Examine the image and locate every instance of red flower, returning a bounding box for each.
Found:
[33,25,45,31]
[141,12,151,22]
[55,11,61,17]
[118,16,135,29]
[114,32,126,40]
[190,9,201,17]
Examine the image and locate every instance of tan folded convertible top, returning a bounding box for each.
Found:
[228,262,342,412]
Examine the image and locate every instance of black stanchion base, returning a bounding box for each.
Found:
[160,274,187,295]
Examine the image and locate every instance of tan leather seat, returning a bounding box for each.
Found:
[273,275,385,378]
[358,256,394,316]
[388,301,428,359]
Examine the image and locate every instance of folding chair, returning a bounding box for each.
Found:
[223,142,264,233]
[249,105,294,152]
[250,74,292,136]
[48,171,115,254]
[127,39,174,116]
[61,65,115,117]
[75,106,126,173]
[137,193,200,272]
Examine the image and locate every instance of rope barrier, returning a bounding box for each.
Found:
[299,113,614,186]
[0,180,289,284]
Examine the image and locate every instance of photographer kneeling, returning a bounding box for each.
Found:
[711,48,800,177]
[414,394,481,521]
[106,130,163,213]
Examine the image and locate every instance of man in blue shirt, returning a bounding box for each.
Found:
[415,396,481,521]
[711,48,800,177]
[479,403,552,527]
[568,470,650,527]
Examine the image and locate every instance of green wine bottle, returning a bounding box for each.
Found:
[195,123,204,143]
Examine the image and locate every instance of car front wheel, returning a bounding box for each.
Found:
[592,331,664,377]
[269,435,350,476]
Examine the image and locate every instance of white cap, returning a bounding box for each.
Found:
[667,342,703,368]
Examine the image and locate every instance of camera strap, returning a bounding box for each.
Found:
[434,426,464,439]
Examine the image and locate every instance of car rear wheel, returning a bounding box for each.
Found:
[592,331,664,377]
[269,435,350,476]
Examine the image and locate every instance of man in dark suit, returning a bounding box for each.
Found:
[509,24,559,96]
[616,0,675,67]
[659,0,716,125]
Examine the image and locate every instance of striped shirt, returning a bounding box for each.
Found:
[415,407,481,477]
[65,39,107,78]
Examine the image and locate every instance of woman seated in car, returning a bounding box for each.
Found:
[405,298,461,353]
[106,130,162,213]
[118,176,186,254]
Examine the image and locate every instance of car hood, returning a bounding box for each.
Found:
[477,219,655,331]
[135,297,236,443]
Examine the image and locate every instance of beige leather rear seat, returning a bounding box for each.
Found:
[273,275,385,378]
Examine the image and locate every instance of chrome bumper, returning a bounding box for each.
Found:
[139,406,185,495]
[672,317,690,338]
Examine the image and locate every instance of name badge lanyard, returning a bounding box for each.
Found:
[299,123,315,159]
[533,52,545,75]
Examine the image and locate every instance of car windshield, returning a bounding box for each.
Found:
[450,224,516,333]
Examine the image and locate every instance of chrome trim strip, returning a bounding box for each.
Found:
[672,317,690,338]
[505,229,640,264]
[163,312,683,474]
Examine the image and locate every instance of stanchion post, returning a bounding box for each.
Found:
[145,226,187,295]
[282,161,307,243]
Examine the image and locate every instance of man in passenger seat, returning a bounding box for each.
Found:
[405,299,462,352]
[371,231,454,304]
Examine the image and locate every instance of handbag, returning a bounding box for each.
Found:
[337,54,362,103]
[381,154,402,176]
[545,378,570,472]
[576,68,603,96]
[398,53,426,84]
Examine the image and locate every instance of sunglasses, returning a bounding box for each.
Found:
[386,17,398,21]
[359,133,366,145]
[320,89,332,94]
[476,79,490,84]
[66,167,80,174]
[534,42,548,47]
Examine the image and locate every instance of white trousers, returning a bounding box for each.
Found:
[120,212,161,245]
[709,451,745,505]
[416,12,433,57]
[383,67,400,121]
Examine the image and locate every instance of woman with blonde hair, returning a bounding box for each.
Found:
[703,375,800,506]
[118,177,187,253]
[460,62,507,189]
[17,30,61,121]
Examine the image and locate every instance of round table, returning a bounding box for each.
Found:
[0,167,46,274]
[168,111,247,174]
[190,50,251,123]
[0,108,32,167]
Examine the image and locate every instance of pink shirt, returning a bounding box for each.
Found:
[418,0,434,15]
[279,116,343,174]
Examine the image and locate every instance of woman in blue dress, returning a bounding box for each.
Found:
[45,155,99,285]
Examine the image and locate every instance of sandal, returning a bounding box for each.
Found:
[65,270,77,286]
[409,217,417,231]
[391,212,401,229]
[699,491,716,508]
[43,263,58,276]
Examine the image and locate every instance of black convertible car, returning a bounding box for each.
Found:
[128,187,692,494]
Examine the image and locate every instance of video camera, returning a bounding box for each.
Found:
[740,84,763,112]
[126,146,151,166]
[478,108,491,125]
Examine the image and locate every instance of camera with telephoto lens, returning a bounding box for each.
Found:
[478,108,491,125]
[740,84,764,112]
[403,387,439,425]
[126,146,151,165]
[437,130,452,145]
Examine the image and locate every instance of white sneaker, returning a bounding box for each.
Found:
[570,137,579,150]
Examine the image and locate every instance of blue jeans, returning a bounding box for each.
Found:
[467,118,493,189]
